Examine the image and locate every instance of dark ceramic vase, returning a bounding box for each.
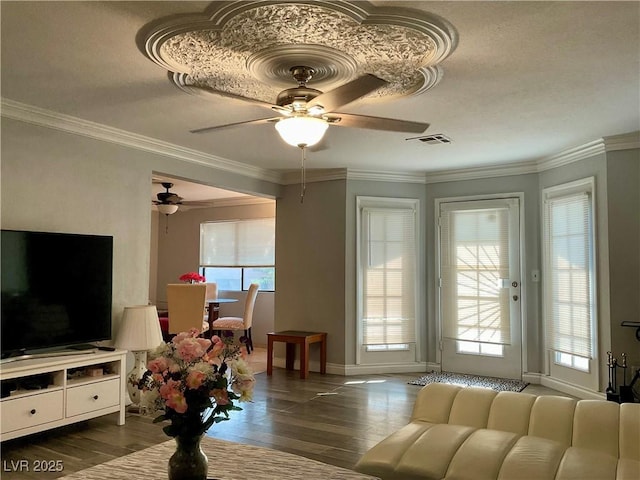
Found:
[168,434,208,480]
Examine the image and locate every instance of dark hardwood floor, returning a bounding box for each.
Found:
[1,370,420,479]
[0,369,569,479]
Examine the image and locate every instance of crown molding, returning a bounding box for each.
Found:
[280,168,348,185]
[3,99,637,188]
[0,98,282,184]
[535,139,606,172]
[209,196,275,208]
[603,131,640,151]
[347,169,427,184]
[280,168,429,185]
[423,160,539,184]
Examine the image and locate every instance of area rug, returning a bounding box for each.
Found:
[59,436,378,480]
[409,371,529,392]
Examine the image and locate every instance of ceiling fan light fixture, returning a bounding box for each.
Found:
[157,204,179,215]
[275,116,328,147]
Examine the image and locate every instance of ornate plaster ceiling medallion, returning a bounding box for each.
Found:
[141,1,457,102]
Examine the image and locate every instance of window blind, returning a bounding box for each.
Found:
[361,207,416,346]
[543,187,594,358]
[200,218,275,267]
[440,203,512,345]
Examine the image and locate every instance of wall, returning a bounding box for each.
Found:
[275,178,347,366]
[0,118,281,346]
[152,201,276,347]
[424,173,542,373]
[1,119,151,338]
[3,115,637,393]
[538,153,611,391]
[345,179,428,368]
[606,150,640,368]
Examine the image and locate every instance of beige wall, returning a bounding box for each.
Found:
[275,179,347,365]
[606,151,640,369]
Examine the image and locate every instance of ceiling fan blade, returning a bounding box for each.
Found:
[307,74,387,113]
[187,85,278,109]
[326,113,429,133]
[190,117,281,134]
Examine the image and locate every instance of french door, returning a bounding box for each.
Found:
[438,197,522,379]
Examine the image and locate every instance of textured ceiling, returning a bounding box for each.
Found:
[1,1,639,191]
[143,1,456,101]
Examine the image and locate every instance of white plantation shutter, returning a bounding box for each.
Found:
[440,201,513,345]
[361,207,417,346]
[200,218,275,267]
[543,180,595,358]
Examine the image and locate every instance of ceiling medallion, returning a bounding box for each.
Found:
[141,1,457,103]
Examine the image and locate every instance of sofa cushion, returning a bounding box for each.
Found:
[448,387,497,428]
[616,459,640,480]
[527,394,577,446]
[487,391,536,436]
[555,447,618,480]
[497,435,565,480]
[619,402,640,461]
[394,424,476,480]
[444,429,519,480]
[572,400,620,457]
[353,422,435,479]
[411,382,462,423]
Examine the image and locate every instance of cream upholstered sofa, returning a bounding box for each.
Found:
[354,383,640,480]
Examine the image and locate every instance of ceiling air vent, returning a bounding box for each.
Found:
[407,134,452,144]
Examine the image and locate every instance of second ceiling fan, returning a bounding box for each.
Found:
[189,66,430,148]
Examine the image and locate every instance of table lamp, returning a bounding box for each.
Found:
[115,305,163,409]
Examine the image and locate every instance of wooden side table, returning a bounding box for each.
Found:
[267,331,327,379]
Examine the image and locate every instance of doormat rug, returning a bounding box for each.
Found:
[409,371,529,392]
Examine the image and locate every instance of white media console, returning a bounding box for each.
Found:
[0,349,127,441]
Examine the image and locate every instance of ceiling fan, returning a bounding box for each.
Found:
[189,66,430,147]
[153,182,182,215]
[153,182,213,214]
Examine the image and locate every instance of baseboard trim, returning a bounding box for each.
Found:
[271,358,430,376]
[343,362,429,376]
[523,372,605,399]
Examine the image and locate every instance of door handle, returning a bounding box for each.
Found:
[513,295,519,301]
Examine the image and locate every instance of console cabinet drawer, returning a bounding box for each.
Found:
[66,378,120,417]
[1,390,64,434]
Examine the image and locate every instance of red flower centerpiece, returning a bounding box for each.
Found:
[179,272,206,284]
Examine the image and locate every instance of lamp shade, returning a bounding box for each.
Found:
[157,204,179,215]
[115,305,163,352]
[275,116,328,147]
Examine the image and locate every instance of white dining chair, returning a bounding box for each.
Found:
[211,283,259,353]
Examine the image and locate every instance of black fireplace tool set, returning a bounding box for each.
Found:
[606,351,639,403]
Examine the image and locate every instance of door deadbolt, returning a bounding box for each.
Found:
[512,281,518,288]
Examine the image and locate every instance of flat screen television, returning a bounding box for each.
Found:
[1,229,113,358]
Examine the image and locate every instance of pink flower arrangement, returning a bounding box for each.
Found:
[179,272,206,284]
[137,329,255,438]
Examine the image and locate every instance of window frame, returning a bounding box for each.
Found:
[356,196,421,365]
[199,218,275,292]
[542,177,597,373]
